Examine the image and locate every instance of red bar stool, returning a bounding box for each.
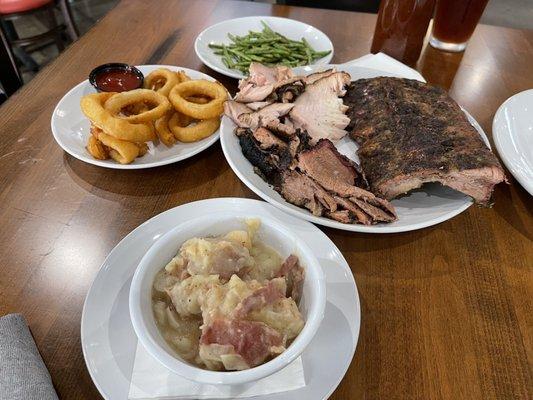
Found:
[0,0,78,74]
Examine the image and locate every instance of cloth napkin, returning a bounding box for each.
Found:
[0,314,58,400]
[340,52,426,82]
[128,343,305,399]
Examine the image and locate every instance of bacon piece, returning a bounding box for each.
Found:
[200,318,284,368]
[232,278,286,319]
[276,255,305,303]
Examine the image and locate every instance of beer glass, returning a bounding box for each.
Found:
[371,0,435,66]
[429,0,490,52]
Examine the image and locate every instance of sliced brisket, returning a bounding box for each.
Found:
[237,128,292,183]
[297,139,396,223]
[279,169,338,216]
[298,139,369,192]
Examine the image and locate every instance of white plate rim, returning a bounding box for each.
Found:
[194,16,334,80]
[493,88,533,196]
[219,65,495,233]
[81,197,360,400]
[51,65,222,170]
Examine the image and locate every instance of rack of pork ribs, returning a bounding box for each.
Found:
[344,77,505,206]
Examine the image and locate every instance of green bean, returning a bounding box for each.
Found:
[313,50,332,58]
[208,20,330,74]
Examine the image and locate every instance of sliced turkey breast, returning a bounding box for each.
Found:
[239,63,294,89]
[224,101,252,125]
[237,103,294,131]
[289,72,351,144]
[303,69,336,84]
[235,63,301,103]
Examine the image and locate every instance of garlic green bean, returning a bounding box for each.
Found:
[208,21,331,74]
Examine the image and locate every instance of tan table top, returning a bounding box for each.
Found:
[0,0,531,398]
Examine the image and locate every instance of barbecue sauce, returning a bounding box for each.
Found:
[95,70,143,92]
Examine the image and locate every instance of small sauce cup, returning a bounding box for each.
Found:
[89,63,144,92]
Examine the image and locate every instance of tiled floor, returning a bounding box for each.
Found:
[9,0,533,84]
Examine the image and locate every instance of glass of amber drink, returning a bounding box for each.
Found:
[430,0,490,52]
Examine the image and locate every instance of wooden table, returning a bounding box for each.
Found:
[0,0,531,398]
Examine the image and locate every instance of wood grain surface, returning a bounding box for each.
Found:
[0,0,531,399]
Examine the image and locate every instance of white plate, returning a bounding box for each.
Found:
[220,65,492,233]
[493,89,533,196]
[51,65,221,169]
[81,198,360,400]
[194,16,333,80]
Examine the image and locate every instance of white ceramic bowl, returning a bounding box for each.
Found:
[129,211,326,385]
[195,16,334,79]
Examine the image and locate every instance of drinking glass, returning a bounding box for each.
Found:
[429,0,490,52]
[371,0,435,66]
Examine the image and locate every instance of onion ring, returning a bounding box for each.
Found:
[172,111,193,128]
[169,114,220,143]
[168,112,191,132]
[81,93,156,142]
[123,102,150,115]
[136,142,149,157]
[93,130,140,164]
[168,80,227,119]
[86,135,109,160]
[187,95,211,104]
[144,68,180,97]
[176,71,190,83]
[155,113,177,147]
[104,89,171,123]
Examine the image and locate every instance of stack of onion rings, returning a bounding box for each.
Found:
[169,80,227,119]
[154,113,177,147]
[168,113,220,143]
[81,90,163,164]
[81,93,156,142]
[166,79,227,143]
[80,68,228,164]
[144,68,180,97]
[103,89,170,123]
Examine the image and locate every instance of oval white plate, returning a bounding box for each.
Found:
[81,198,360,400]
[51,65,222,170]
[493,89,533,196]
[221,65,492,233]
[195,16,333,80]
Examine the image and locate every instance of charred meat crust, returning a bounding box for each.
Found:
[268,81,305,103]
[238,127,396,224]
[238,129,292,183]
[344,77,505,205]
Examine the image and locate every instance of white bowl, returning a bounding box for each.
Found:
[195,16,334,79]
[129,211,326,385]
